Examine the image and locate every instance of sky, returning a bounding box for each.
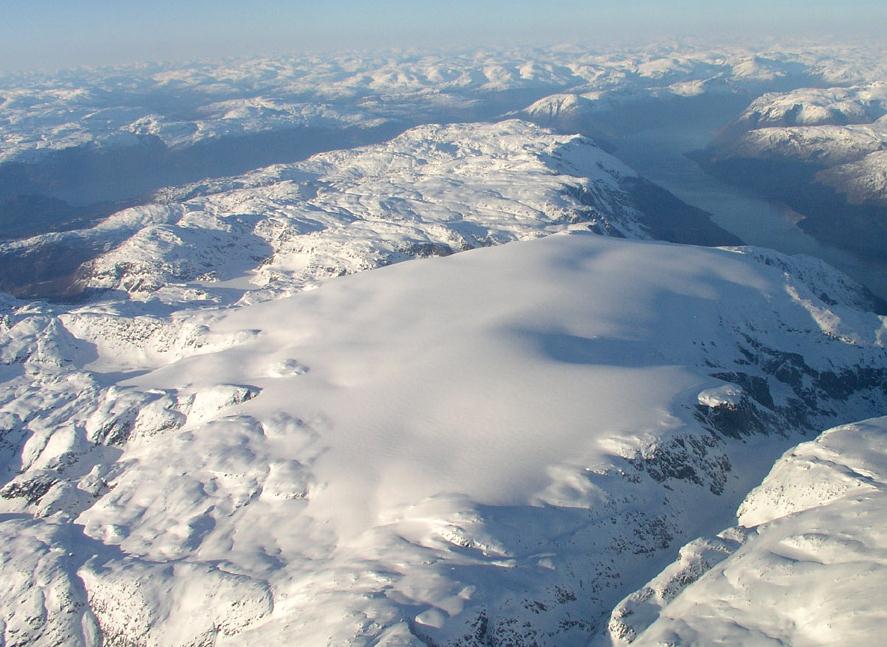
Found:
[1,0,884,72]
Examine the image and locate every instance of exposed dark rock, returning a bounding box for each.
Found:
[695,395,772,439]
[0,472,58,504]
[627,433,731,495]
[711,371,774,409]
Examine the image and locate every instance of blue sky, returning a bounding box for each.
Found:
[1,0,884,71]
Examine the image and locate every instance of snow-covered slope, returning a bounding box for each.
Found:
[817,148,887,204]
[2,41,887,647]
[611,416,887,646]
[86,120,645,301]
[0,119,738,302]
[706,84,887,207]
[2,231,885,646]
[712,115,887,168]
[731,82,887,130]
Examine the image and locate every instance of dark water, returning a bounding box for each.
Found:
[612,123,887,303]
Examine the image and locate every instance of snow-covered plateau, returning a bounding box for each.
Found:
[0,119,735,301]
[2,228,886,645]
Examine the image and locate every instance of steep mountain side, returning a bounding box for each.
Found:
[688,81,887,259]
[709,116,887,170]
[695,107,887,260]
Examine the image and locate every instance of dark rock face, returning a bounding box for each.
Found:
[0,472,58,504]
[696,393,772,440]
[0,415,26,484]
[710,372,774,409]
[628,433,731,495]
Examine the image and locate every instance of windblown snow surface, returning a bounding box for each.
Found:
[2,228,886,645]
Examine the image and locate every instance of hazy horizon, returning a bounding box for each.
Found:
[2,0,884,73]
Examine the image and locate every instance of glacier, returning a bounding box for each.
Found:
[2,230,885,645]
